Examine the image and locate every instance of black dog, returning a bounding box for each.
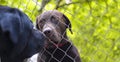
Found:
[36,10,81,62]
[0,6,45,62]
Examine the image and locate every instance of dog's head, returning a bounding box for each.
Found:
[0,6,45,61]
[36,10,72,44]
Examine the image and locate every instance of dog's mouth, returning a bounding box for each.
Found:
[45,34,58,43]
[43,30,61,42]
[44,34,62,48]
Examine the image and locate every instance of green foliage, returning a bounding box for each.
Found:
[0,0,120,62]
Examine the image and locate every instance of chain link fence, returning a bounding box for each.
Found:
[0,0,120,62]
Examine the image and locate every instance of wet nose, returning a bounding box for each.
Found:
[44,30,51,35]
[43,28,52,36]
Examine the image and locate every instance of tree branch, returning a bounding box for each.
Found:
[56,1,81,9]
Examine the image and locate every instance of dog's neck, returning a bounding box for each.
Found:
[45,38,71,49]
[56,39,69,47]
[54,32,69,48]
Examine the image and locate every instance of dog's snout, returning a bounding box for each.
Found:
[43,27,52,36]
[44,30,51,35]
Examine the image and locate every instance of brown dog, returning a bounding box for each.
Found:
[36,10,81,62]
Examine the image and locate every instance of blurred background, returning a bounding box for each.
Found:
[0,0,120,62]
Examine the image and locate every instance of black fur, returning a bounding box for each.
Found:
[0,6,45,62]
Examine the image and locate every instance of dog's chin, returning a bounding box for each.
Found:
[45,36,61,47]
[47,37,61,43]
[46,34,61,42]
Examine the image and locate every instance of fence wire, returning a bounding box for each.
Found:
[0,0,120,62]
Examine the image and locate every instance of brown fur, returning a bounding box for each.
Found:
[36,10,81,62]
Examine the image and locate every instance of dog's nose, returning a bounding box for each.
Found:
[43,28,52,36]
[43,30,51,35]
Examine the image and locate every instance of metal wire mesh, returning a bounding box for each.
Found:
[0,0,120,62]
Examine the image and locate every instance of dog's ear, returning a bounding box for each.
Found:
[0,15,19,44]
[63,14,73,34]
[36,17,40,29]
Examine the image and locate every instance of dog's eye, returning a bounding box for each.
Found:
[51,16,59,24]
[39,19,45,23]
[39,19,45,28]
